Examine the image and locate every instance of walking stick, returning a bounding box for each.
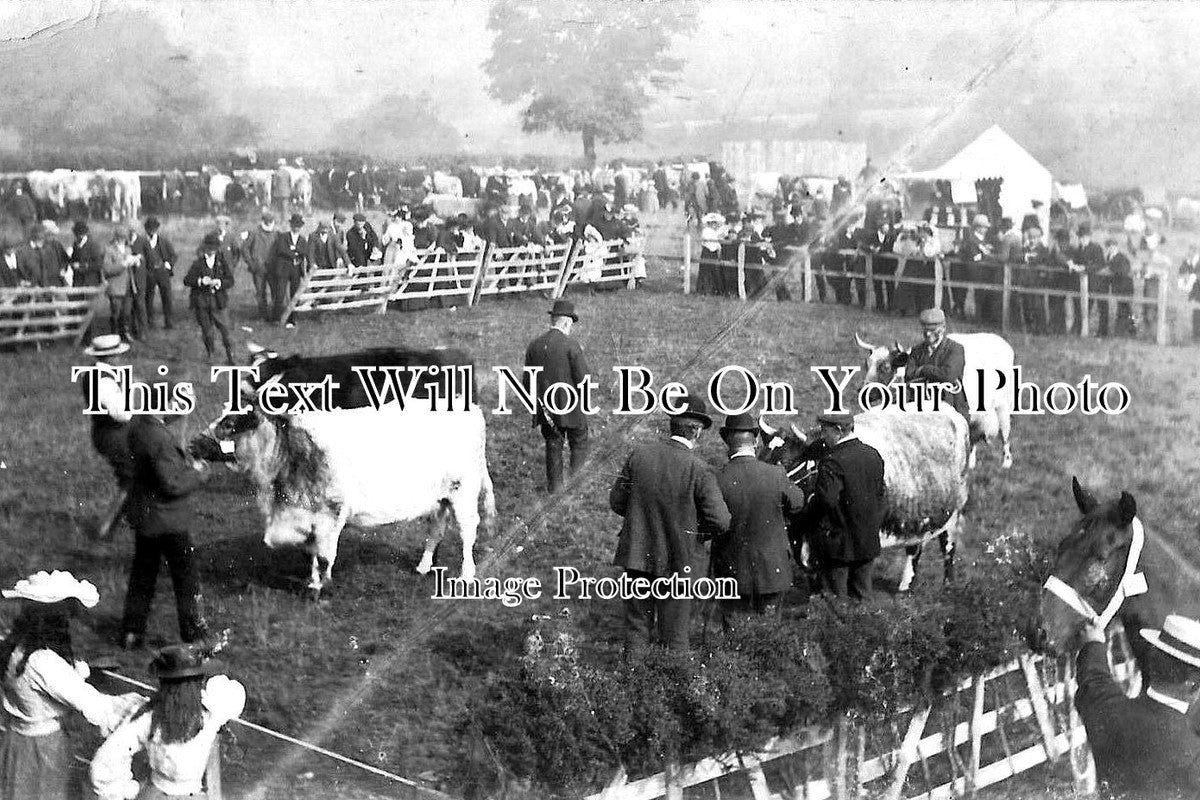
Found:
[96,488,128,542]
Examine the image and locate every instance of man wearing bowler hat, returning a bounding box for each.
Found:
[1074,614,1200,796]
[268,213,309,328]
[610,391,731,656]
[523,299,592,493]
[905,308,968,419]
[183,233,236,364]
[804,412,885,601]
[712,412,806,628]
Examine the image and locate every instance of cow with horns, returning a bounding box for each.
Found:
[854,331,1015,469]
[758,410,970,591]
[189,346,494,599]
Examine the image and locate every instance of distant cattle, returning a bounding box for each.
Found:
[422,193,483,221]
[106,171,141,222]
[857,331,1015,469]
[192,347,493,598]
[433,171,463,198]
[208,172,233,214]
[759,410,970,591]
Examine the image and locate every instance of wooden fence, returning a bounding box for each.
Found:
[283,240,638,322]
[677,235,1200,344]
[0,285,104,348]
[591,627,1139,800]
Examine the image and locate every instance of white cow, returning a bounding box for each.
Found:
[856,331,1015,469]
[206,394,495,597]
[106,171,141,222]
[208,173,233,214]
[285,166,313,214]
[433,171,463,198]
[509,177,537,208]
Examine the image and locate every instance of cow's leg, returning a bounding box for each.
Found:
[939,526,957,585]
[416,503,449,576]
[453,495,480,584]
[898,544,921,592]
[998,407,1013,469]
[967,443,978,471]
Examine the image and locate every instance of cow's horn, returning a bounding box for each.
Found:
[789,422,808,443]
[759,418,778,437]
[893,339,903,353]
[247,342,266,354]
[854,332,875,351]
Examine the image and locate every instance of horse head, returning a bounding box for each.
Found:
[1032,477,1147,657]
[756,418,827,496]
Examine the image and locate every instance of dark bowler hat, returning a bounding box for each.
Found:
[316,221,330,232]
[817,411,855,430]
[72,220,89,236]
[150,644,224,682]
[669,389,713,429]
[918,307,946,325]
[144,216,162,232]
[288,213,305,228]
[332,211,347,223]
[201,232,221,251]
[548,299,578,321]
[720,411,759,433]
[352,211,367,222]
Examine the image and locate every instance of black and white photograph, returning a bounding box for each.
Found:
[0,1,1199,798]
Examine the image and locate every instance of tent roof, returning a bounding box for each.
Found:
[896,126,1052,185]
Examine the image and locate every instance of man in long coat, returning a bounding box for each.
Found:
[905,308,968,419]
[1075,614,1200,797]
[806,413,885,601]
[523,299,591,493]
[183,233,235,364]
[268,213,309,328]
[611,392,730,656]
[712,412,805,626]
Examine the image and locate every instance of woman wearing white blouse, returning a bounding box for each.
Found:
[90,645,245,800]
[0,571,142,800]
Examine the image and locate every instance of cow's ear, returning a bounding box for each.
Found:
[1117,492,1138,526]
[891,351,909,367]
[1072,476,1099,515]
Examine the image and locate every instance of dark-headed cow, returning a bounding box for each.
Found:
[759,410,970,591]
[855,331,1015,469]
[189,346,492,598]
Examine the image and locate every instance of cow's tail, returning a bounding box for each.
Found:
[479,459,497,538]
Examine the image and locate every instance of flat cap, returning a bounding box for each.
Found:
[918,308,946,325]
[817,411,855,429]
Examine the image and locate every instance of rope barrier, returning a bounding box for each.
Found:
[97,668,451,798]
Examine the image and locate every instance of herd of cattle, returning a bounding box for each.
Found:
[184,331,1017,599]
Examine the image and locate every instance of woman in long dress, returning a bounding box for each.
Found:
[380,206,416,270]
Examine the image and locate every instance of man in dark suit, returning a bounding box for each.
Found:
[905,308,969,419]
[212,214,241,272]
[611,392,731,656]
[1103,238,1136,337]
[120,407,211,650]
[1072,224,1106,335]
[712,412,805,627]
[16,225,64,287]
[958,214,994,320]
[806,413,885,601]
[183,233,236,364]
[345,212,379,269]
[1075,614,1200,797]
[309,220,348,270]
[524,300,592,493]
[268,213,309,328]
[68,220,105,287]
[135,216,177,331]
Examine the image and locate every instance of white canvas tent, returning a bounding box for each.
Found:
[899,126,1053,236]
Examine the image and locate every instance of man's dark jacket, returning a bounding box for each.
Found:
[126,416,204,537]
[523,327,590,430]
[183,252,235,311]
[611,439,731,577]
[1075,641,1200,798]
[345,224,379,268]
[71,237,106,286]
[269,231,310,275]
[713,455,805,596]
[810,436,886,563]
[907,336,969,416]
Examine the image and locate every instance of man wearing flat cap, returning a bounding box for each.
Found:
[523,300,592,493]
[241,210,277,320]
[711,412,806,628]
[268,213,309,328]
[804,413,885,601]
[905,308,969,419]
[611,391,731,655]
[1074,614,1200,796]
[345,211,380,270]
[183,233,235,364]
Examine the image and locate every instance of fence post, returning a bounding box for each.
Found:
[683,232,692,295]
[885,704,931,800]
[553,239,581,299]
[864,253,875,310]
[803,249,813,303]
[468,245,492,307]
[1157,275,1169,345]
[1001,263,1012,334]
[933,256,943,311]
[664,760,683,800]
[1064,657,1098,795]
[737,243,747,301]
[1019,653,1060,760]
[205,737,223,800]
[968,676,987,793]
[1079,272,1090,338]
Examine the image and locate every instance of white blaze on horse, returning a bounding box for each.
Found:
[856,331,1015,469]
[759,410,970,591]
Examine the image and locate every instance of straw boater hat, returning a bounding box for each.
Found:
[150,644,225,681]
[1141,615,1200,669]
[84,333,130,358]
[3,570,99,608]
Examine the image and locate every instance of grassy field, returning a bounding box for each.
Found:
[0,207,1198,799]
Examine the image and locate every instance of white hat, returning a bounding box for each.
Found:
[1141,615,1200,669]
[83,334,130,358]
[1146,207,1164,220]
[3,570,99,608]
[702,212,724,225]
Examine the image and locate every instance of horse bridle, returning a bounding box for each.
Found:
[1043,517,1149,629]
[762,435,818,487]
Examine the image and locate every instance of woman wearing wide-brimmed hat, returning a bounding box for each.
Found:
[0,571,142,800]
[90,644,245,800]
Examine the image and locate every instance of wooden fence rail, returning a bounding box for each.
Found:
[590,627,1139,800]
[0,285,104,348]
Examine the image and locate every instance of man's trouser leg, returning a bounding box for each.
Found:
[283,267,303,325]
[121,533,162,637]
[269,269,289,323]
[155,270,173,328]
[210,307,233,361]
[252,270,270,320]
[848,559,875,602]
[143,272,160,327]
[194,307,215,356]
[129,268,148,337]
[540,422,565,492]
[160,530,207,642]
[622,569,655,659]
[657,596,692,652]
[566,425,589,477]
[823,564,849,598]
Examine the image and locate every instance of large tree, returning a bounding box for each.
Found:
[483,0,696,167]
